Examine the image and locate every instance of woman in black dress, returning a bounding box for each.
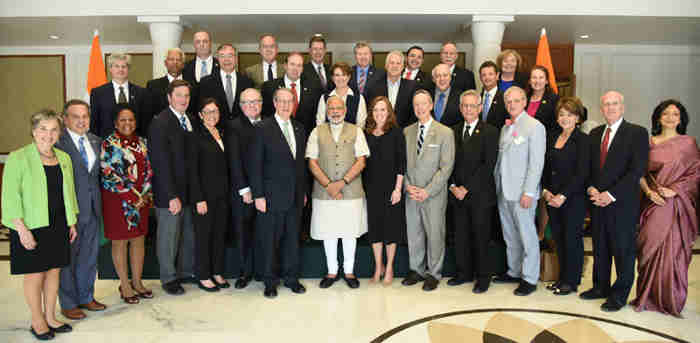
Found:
[363,96,407,285]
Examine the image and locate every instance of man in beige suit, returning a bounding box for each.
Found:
[402,89,456,291]
[246,34,285,89]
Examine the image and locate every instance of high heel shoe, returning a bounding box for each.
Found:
[131,281,154,299]
[119,285,140,304]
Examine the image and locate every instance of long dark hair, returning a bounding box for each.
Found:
[526,65,553,98]
[651,99,688,136]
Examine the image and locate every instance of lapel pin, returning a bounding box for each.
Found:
[475,129,480,134]
[543,100,547,104]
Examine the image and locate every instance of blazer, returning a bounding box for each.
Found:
[528,90,560,134]
[147,107,195,208]
[246,62,285,89]
[404,120,455,199]
[182,56,220,87]
[366,77,419,128]
[412,69,433,91]
[432,88,463,128]
[198,71,254,121]
[349,65,386,99]
[450,66,477,93]
[542,129,591,199]
[261,76,323,137]
[249,117,308,212]
[494,112,546,201]
[55,130,103,223]
[302,62,335,94]
[449,120,499,207]
[224,117,253,194]
[146,76,171,133]
[480,87,509,130]
[188,125,231,202]
[1,143,79,230]
[90,81,150,138]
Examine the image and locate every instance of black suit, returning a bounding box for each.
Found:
[90,81,150,138]
[480,88,509,130]
[198,71,254,121]
[366,78,418,128]
[542,129,590,287]
[146,76,174,133]
[432,88,463,127]
[302,62,334,94]
[349,65,386,99]
[588,120,649,305]
[528,90,560,134]
[249,117,308,287]
[450,66,476,93]
[261,77,322,137]
[449,120,499,281]
[182,57,220,87]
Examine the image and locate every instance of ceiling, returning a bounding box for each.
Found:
[1,14,699,47]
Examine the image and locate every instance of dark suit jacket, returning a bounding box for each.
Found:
[182,57,220,87]
[147,108,195,208]
[55,130,103,221]
[349,65,386,99]
[542,129,590,198]
[225,116,257,192]
[449,120,499,207]
[261,76,322,137]
[366,78,419,128]
[198,71,254,121]
[249,117,308,212]
[146,76,172,133]
[89,81,150,138]
[450,66,477,93]
[188,125,231,202]
[481,87,509,130]
[432,88,463,128]
[528,90,560,134]
[302,62,334,94]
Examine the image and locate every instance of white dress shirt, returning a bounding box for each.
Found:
[275,114,296,158]
[387,78,401,108]
[220,69,237,100]
[112,80,129,102]
[167,73,183,83]
[402,68,419,80]
[482,86,497,113]
[601,117,623,150]
[195,55,214,82]
[169,106,192,132]
[284,75,302,100]
[263,61,278,82]
[67,129,96,171]
[462,118,478,138]
[417,117,434,143]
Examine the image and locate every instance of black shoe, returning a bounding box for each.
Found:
[162,281,185,295]
[198,281,220,292]
[601,298,625,312]
[553,284,577,296]
[284,281,306,294]
[178,276,197,284]
[473,278,490,294]
[493,273,521,284]
[343,275,360,289]
[514,281,537,296]
[319,276,337,289]
[213,278,230,289]
[49,323,72,334]
[30,327,54,341]
[546,281,562,291]
[447,276,472,286]
[422,275,439,291]
[264,286,277,299]
[579,288,608,300]
[401,271,425,286]
[234,276,251,289]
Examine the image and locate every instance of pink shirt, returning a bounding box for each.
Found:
[526,100,541,117]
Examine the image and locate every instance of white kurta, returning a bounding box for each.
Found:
[306,123,370,240]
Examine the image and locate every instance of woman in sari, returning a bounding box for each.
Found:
[632,99,700,317]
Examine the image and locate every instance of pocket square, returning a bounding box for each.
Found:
[428,144,440,148]
[513,136,525,145]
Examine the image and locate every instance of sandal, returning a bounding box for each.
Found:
[119,285,140,304]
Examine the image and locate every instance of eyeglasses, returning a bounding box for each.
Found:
[274,99,295,105]
[241,100,262,106]
[201,109,219,115]
[327,106,345,111]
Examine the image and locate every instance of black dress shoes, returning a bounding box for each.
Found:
[319,276,338,289]
[264,286,277,299]
[235,276,251,289]
[601,298,625,312]
[473,278,491,294]
[513,281,537,296]
[49,323,72,334]
[198,281,220,292]
[422,275,439,291]
[162,281,185,295]
[579,288,608,300]
[553,284,577,296]
[401,271,425,286]
[343,275,360,289]
[30,327,54,341]
[447,276,473,286]
[493,273,521,284]
[284,281,307,294]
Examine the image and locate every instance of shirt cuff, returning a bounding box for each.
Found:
[238,187,251,196]
[524,192,535,198]
[605,191,616,202]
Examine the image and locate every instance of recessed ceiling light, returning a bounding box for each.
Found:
[48,34,60,40]
[579,34,590,39]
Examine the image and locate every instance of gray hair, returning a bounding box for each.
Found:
[504,86,527,101]
[107,53,131,68]
[30,109,63,135]
[385,50,405,65]
[166,48,185,61]
[460,90,481,105]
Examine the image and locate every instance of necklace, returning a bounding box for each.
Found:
[38,149,55,159]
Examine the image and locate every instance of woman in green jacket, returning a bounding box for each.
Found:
[1,109,79,340]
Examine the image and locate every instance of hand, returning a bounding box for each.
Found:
[647,190,666,206]
[519,194,533,209]
[542,190,554,202]
[390,188,401,205]
[547,194,565,208]
[169,198,182,215]
[456,186,468,201]
[18,229,37,250]
[592,191,614,207]
[196,201,208,215]
[587,186,600,197]
[657,186,677,198]
[326,181,344,198]
[334,192,343,200]
[410,187,429,202]
[242,192,253,204]
[69,225,78,243]
[255,198,267,213]
[134,198,145,209]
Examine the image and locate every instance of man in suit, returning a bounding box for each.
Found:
[147,80,196,295]
[246,34,285,89]
[249,88,309,299]
[580,91,649,312]
[479,61,508,130]
[447,90,499,293]
[348,41,386,99]
[403,45,432,91]
[183,31,219,87]
[261,52,323,137]
[366,50,418,128]
[227,88,264,289]
[302,35,333,94]
[402,89,455,291]
[89,53,149,138]
[439,41,476,93]
[493,86,546,296]
[199,44,254,122]
[56,99,106,320]
[146,48,185,134]
[431,64,463,127]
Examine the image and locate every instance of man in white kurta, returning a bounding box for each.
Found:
[306,96,369,289]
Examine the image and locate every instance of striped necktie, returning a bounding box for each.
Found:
[417,124,425,155]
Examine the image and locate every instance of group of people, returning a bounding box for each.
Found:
[2,31,698,341]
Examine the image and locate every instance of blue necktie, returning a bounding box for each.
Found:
[180,116,188,131]
[434,92,446,122]
[483,92,491,121]
[200,60,208,80]
[78,136,89,168]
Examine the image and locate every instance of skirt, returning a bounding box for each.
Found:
[10,222,70,275]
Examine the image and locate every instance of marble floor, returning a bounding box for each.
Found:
[0,240,698,342]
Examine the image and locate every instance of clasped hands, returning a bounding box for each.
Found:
[449,185,468,201]
[647,186,677,206]
[325,180,345,200]
[406,185,429,202]
[542,190,565,208]
[587,187,613,207]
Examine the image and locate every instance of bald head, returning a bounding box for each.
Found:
[600,91,625,125]
[240,88,263,120]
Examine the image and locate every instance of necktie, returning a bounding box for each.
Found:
[317,65,327,88]
[483,92,491,121]
[463,125,471,141]
[291,82,299,117]
[78,136,89,168]
[405,70,412,80]
[282,121,295,158]
[180,115,188,131]
[417,124,425,155]
[267,63,274,82]
[600,127,611,169]
[358,69,366,94]
[434,92,446,122]
[225,74,234,112]
[118,86,127,104]
[200,60,208,80]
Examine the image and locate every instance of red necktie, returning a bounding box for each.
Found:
[600,127,611,169]
[291,82,299,117]
[404,70,412,80]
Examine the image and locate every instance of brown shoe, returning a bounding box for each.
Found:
[61,307,87,320]
[78,300,107,311]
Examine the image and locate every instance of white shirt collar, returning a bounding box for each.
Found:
[275,113,291,125]
[197,55,213,64]
[419,117,433,131]
[220,69,236,80]
[112,80,128,88]
[167,73,183,83]
[449,64,455,74]
[284,74,300,88]
[606,117,623,132]
[312,61,324,70]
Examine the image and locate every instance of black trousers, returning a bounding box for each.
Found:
[232,195,258,278]
[547,195,585,287]
[452,202,493,280]
[193,196,229,280]
[256,205,302,287]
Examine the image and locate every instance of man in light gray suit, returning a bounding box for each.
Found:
[56,99,106,320]
[493,86,546,296]
[402,89,455,291]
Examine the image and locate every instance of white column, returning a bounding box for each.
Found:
[137,16,183,78]
[471,15,514,86]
